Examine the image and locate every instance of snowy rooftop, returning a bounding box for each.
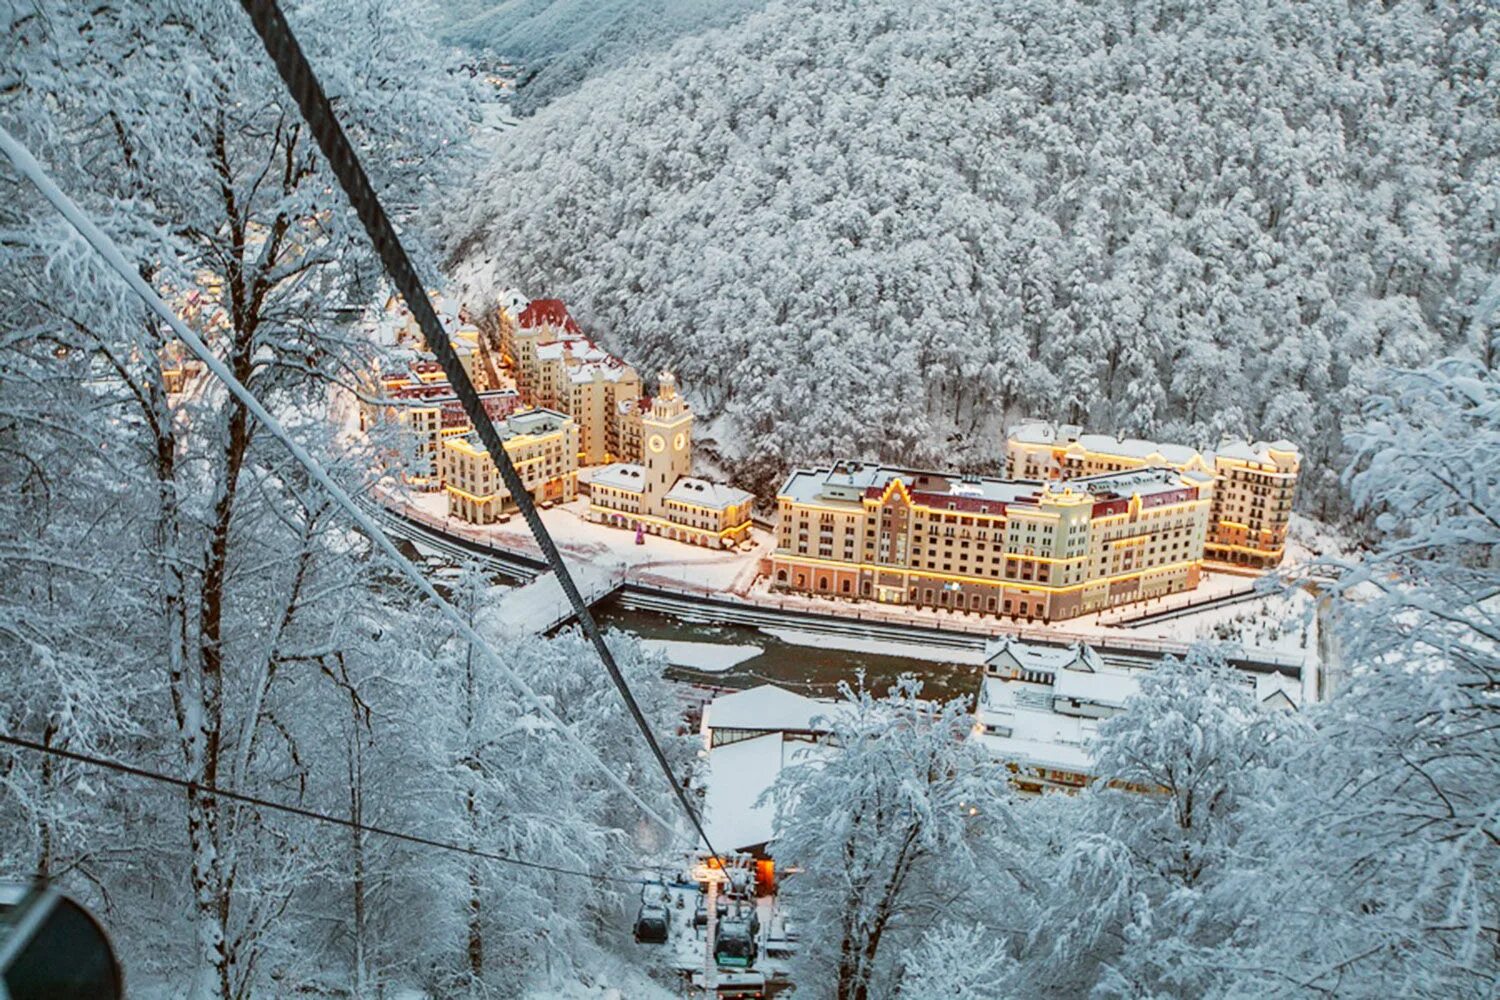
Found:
[591,462,647,492]
[456,408,570,451]
[1066,466,1203,500]
[1075,433,1203,466]
[704,684,832,734]
[1051,665,1140,710]
[568,360,633,383]
[702,733,828,853]
[1010,419,1299,469]
[666,477,753,511]
[975,677,1099,773]
[778,462,1040,510]
[985,638,1103,677]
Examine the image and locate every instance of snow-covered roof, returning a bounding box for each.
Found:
[975,677,1099,773]
[702,733,828,853]
[1214,439,1300,468]
[452,409,568,454]
[1067,466,1201,500]
[704,684,831,734]
[1008,419,1081,445]
[1051,666,1140,710]
[568,359,634,384]
[984,638,1103,677]
[1255,671,1302,710]
[591,462,647,492]
[666,477,753,510]
[779,463,1040,510]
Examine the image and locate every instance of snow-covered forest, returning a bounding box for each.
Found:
[454,0,1498,508]
[1,0,1496,997]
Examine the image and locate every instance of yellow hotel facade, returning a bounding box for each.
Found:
[585,374,754,548]
[440,408,579,525]
[1005,422,1299,570]
[771,463,1213,622]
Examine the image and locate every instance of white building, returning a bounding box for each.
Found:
[973,638,1300,794]
[699,685,833,885]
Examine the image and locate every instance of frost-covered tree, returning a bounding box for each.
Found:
[768,678,1019,1000]
[1219,361,1500,997]
[0,1,476,995]
[1012,647,1301,998]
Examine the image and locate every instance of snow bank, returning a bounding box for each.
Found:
[638,638,762,672]
[760,627,984,665]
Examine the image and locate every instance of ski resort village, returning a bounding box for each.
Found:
[333,286,1323,992]
[4,3,1492,997]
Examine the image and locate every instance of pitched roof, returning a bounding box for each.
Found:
[666,477,753,510]
[516,298,581,334]
[704,684,831,734]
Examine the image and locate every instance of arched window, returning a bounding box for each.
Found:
[776,569,787,583]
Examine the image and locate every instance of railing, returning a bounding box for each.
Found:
[622,580,1305,669]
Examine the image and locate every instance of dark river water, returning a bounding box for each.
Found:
[407,542,981,705]
[590,593,981,703]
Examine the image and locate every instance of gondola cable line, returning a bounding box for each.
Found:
[234,0,722,863]
[0,732,648,885]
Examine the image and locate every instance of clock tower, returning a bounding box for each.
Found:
[641,371,693,516]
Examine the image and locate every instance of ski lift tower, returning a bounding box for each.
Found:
[691,856,729,998]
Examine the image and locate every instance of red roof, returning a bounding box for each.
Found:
[517,298,581,334]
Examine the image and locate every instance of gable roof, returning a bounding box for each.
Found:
[704,684,831,734]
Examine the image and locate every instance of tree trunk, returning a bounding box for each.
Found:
[350,717,369,998]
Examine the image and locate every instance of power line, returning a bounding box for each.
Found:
[0,122,676,844]
[0,732,645,885]
[236,0,722,861]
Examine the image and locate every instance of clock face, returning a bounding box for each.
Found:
[648,434,666,454]
[673,432,687,451]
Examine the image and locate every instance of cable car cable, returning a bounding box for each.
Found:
[234,0,722,861]
[0,732,648,885]
[0,122,676,843]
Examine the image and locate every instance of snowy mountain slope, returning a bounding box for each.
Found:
[453,0,1498,506]
[438,0,764,113]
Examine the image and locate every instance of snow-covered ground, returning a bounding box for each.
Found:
[638,639,763,672]
[760,627,985,665]
[397,491,774,595]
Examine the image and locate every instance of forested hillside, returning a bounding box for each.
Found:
[438,0,762,113]
[455,0,1498,510]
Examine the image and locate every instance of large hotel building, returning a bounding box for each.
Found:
[1005,422,1299,570]
[439,408,579,524]
[770,462,1213,621]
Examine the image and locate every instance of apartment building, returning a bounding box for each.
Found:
[440,408,578,524]
[1005,421,1299,570]
[770,462,1213,621]
[974,638,1301,793]
[585,374,754,548]
[498,296,643,466]
[361,360,520,489]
